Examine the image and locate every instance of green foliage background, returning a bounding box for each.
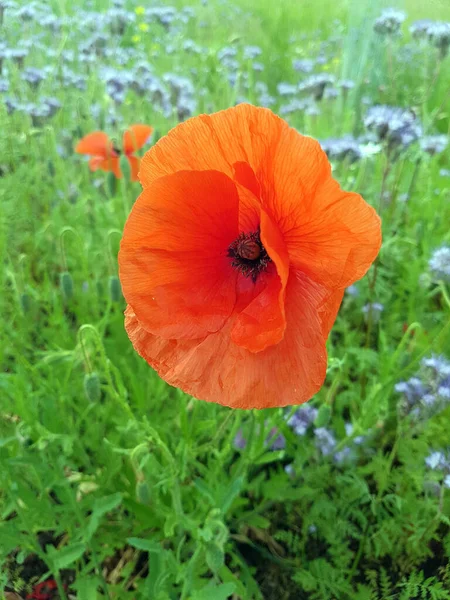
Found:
[1,0,450,598]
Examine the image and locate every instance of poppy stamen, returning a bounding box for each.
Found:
[228,229,271,282]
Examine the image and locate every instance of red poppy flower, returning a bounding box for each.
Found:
[75,124,153,181]
[119,104,381,409]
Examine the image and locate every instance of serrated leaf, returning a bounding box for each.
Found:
[127,537,161,553]
[254,451,285,466]
[85,493,122,541]
[245,514,271,529]
[193,478,215,505]
[193,582,236,600]
[74,575,101,600]
[52,542,86,570]
[219,476,244,513]
[205,542,224,573]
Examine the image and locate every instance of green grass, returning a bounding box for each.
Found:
[1,0,450,598]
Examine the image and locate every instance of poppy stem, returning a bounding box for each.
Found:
[77,324,94,373]
[53,572,69,600]
[59,226,80,272]
[405,157,422,203]
[106,229,122,274]
[377,150,391,214]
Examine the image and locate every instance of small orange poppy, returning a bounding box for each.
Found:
[119,105,382,409]
[75,124,153,181]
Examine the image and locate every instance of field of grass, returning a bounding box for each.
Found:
[1,0,450,598]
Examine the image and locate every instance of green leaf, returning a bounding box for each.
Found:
[219,476,244,513]
[92,492,122,515]
[192,582,236,600]
[127,537,161,553]
[245,514,271,529]
[314,404,332,427]
[254,451,285,466]
[52,542,86,570]
[74,575,101,600]
[193,478,215,505]
[85,493,122,541]
[205,542,224,573]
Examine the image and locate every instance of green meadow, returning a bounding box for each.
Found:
[1,0,450,598]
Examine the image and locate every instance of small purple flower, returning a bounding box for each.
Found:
[292,58,314,73]
[314,427,337,456]
[233,429,247,450]
[265,428,286,451]
[298,74,335,101]
[320,136,362,163]
[422,355,450,377]
[364,105,422,150]
[429,247,450,283]
[362,302,384,322]
[243,45,262,60]
[427,21,450,59]
[285,463,295,477]
[277,82,297,97]
[374,8,406,36]
[345,284,359,298]
[410,19,434,39]
[420,135,448,155]
[425,451,448,470]
[22,67,46,89]
[287,404,318,436]
[395,377,426,405]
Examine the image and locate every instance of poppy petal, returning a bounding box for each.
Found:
[75,131,113,158]
[88,156,122,178]
[124,270,328,409]
[123,124,153,155]
[139,104,330,217]
[127,155,141,181]
[230,208,289,352]
[284,178,382,289]
[318,288,345,336]
[139,104,290,189]
[119,170,239,340]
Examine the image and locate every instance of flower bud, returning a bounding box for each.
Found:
[135,480,151,504]
[47,159,55,178]
[109,275,122,302]
[314,404,332,428]
[20,292,32,313]
[84,372,101,402]
[119,154,131,181]
[60,271,73,300]
[106,171,117,197]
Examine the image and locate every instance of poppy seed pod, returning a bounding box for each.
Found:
[60,271,74,300]
[119,153,131,181]
[106,171,117,197]
[135,480,151,504]
[84,371,101,402]
[20,292,32,314]
[109,275,122,302]
[47,159,55,177]
[314,404,332,428]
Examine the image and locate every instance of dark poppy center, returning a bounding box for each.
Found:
[227,229,271,282]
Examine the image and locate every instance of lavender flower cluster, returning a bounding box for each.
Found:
[425,450,450,489]
[410,19,450,58]
[429,247,450,283]
[395,354,450,419]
